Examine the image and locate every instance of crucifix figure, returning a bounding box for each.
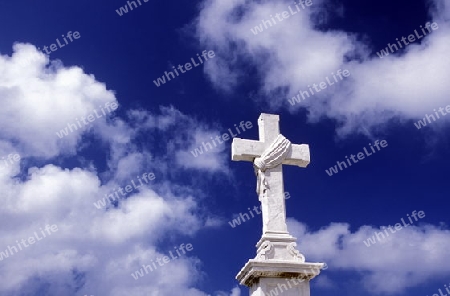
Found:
[232,113,310,236]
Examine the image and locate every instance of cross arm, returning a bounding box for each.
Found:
[231,138,310,168]
[232,138,265,162]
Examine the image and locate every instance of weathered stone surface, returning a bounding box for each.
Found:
[237,260,324,287]
[232,113,324,296]
[232,114,310,235]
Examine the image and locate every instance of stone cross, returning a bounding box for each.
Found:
[232,113,310,235]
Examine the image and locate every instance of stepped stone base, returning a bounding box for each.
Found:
[236,232,324,296]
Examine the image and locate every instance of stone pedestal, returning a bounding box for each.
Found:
[236,233,324,296]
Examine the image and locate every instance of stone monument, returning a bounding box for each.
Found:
[232,113,324,296]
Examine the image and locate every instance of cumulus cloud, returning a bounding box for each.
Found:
[0,44,233,295]
[0,43,119,158]
[0,162,206,295]
[288,218,450,293]
[195,0,450,136]
[127,106,231,173]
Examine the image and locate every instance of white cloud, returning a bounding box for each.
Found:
[0,163,206,294]
[0,43,119,158]
[175,129,229,172]
[287,218,450,293]
[196,0,450,136]
[0,44,235,295]
[127,106,231,173]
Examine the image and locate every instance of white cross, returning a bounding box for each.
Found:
[231,113,310,235]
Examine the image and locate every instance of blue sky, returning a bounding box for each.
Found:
[0,0,449,295]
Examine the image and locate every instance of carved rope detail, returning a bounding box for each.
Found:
[287,242,305,262]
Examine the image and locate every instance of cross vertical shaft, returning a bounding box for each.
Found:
[257,115,288,235]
